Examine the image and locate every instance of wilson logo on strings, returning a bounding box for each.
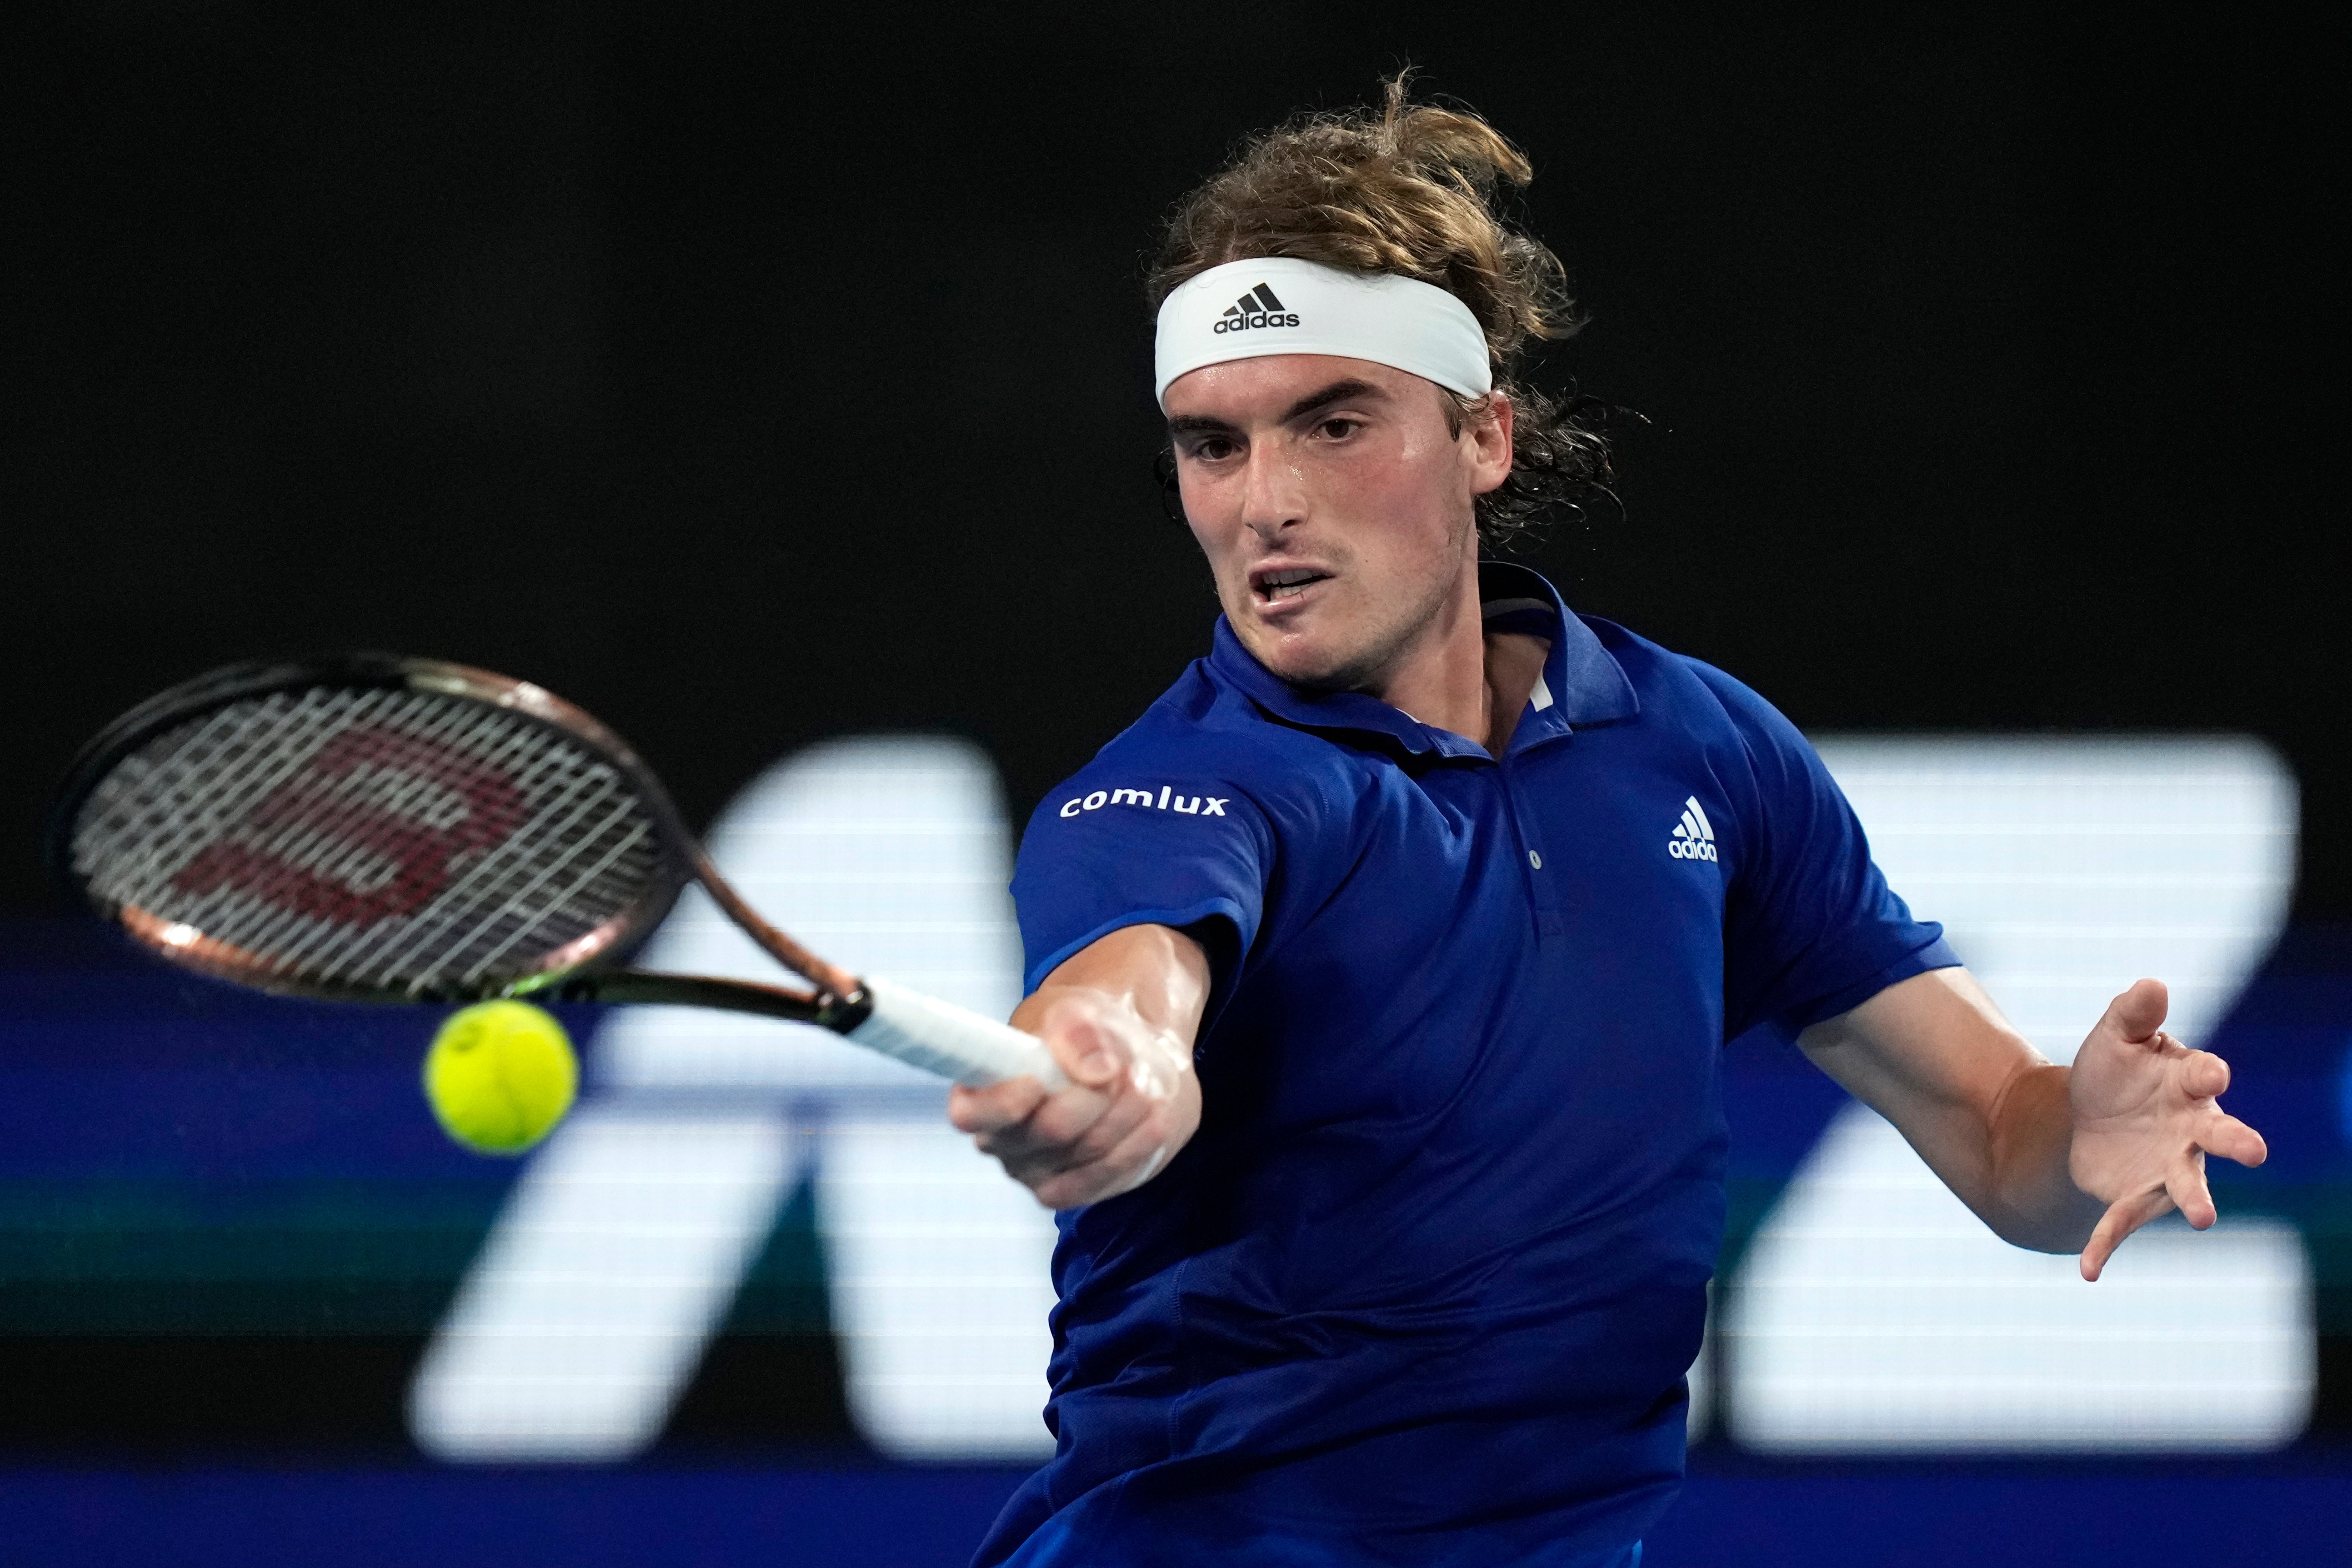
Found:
[170,725,525,926]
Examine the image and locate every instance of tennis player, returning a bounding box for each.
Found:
[950,81,2269,1568]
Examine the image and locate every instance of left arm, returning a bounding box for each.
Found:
[1797,967,2269,1280]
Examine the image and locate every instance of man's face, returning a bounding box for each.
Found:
[1164,354,1512,691]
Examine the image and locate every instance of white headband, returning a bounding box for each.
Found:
[1153,257,1493,409]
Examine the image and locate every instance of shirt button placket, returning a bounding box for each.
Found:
[1496,757,1565,933]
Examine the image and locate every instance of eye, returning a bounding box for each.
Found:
[1315,417,1361,441]
[1188,436,1239,462]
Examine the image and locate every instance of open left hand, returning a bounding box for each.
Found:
[2068,978,2269,1281]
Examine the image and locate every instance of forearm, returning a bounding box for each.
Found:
[1803,969,2267,1277]
[1801,968,2099,1252]
[1009,922,1208,1055]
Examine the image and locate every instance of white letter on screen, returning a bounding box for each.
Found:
[410,736,1060,1462]
[1725,736,2310,1453]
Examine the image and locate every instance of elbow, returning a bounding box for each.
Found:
[1992,1218,2093,1256]
[1973,1191,2101,1256]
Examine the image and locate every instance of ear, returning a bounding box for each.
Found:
[1464,392,1515,497]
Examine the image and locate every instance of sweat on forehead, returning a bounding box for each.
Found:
[1154,258,1492,410]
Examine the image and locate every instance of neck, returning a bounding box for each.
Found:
[1358,562,1547,754]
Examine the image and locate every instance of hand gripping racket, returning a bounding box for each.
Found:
[48,655,1065,1089]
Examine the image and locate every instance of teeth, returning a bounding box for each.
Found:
[1257,568,1325,600]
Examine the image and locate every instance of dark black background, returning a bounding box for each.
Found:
[4,2,2349,1463]
[7,3,2344,914]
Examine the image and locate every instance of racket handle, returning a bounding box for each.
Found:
[844,976,1068,1090]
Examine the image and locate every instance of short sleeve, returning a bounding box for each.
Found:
[1010,765,1276,1004]
[1696,666,1959,1039]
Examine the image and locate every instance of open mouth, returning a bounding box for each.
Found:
[1251,567,1331,604]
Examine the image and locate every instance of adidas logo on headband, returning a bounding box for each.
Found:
[1213,283,1301,335]
[1155,257,1493,406]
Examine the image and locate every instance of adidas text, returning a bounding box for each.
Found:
[1061,787,1230,819]
[1214,282,1300,335]
[1668,795,1718,862]
[1214,311,1301,334]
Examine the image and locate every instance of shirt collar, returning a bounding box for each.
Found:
[1206,562,1639,758]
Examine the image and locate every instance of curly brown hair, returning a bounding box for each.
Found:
[1149,76,1625,551]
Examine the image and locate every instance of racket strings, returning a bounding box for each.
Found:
[165,696,485,976]
[83,688,396,902]
[360,764,647,989]
[185,693,509,950]
[71,687,666,997]
[256,699,596,983]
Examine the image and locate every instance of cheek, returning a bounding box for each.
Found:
[1343,442,1466,556]
[1396,428,1475,507]
[1176,471,1233,541]
[1181,502,1252,592]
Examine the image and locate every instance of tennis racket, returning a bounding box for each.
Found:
[48,655,1065,1089]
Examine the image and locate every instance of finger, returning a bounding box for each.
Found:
[1033,1105,1179,1209]
[2103,978,2169,1045]
[2167,1151,2217,1230]
[981,1082,1116,1166]
[1091,1107,1183,1193]
[948,1077,1050,1135]
[1041,1003,1128,1091]
[1031,1152,1124,1210]
[2197,1110,2268,1168]
[988,1111,1116,1191]
[2180,1050,2230,1099]
[1028,1081,1153,1178]
[2081,1187,2173,1281]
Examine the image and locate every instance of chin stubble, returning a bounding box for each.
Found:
[1253,570,1458,696]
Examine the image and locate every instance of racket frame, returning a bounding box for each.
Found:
[49,654,866,1028]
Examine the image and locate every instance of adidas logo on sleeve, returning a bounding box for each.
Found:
[1667,796,1718,862]
[1213,283,1300,334]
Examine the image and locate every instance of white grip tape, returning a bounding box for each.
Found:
[846,976,1067,1089]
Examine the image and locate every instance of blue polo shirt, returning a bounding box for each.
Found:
[978,563,1954,1568]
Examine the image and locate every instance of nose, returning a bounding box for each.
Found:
[1236,444,1307,542]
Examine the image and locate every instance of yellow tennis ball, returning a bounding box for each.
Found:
[423,1000,578,1155]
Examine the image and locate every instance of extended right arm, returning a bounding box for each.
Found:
[948,922,1210,1208]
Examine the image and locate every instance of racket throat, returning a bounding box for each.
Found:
[553,969,874,1033]
[820,986,876,1033]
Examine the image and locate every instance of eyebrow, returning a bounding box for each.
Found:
[1165,377,1386,439]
